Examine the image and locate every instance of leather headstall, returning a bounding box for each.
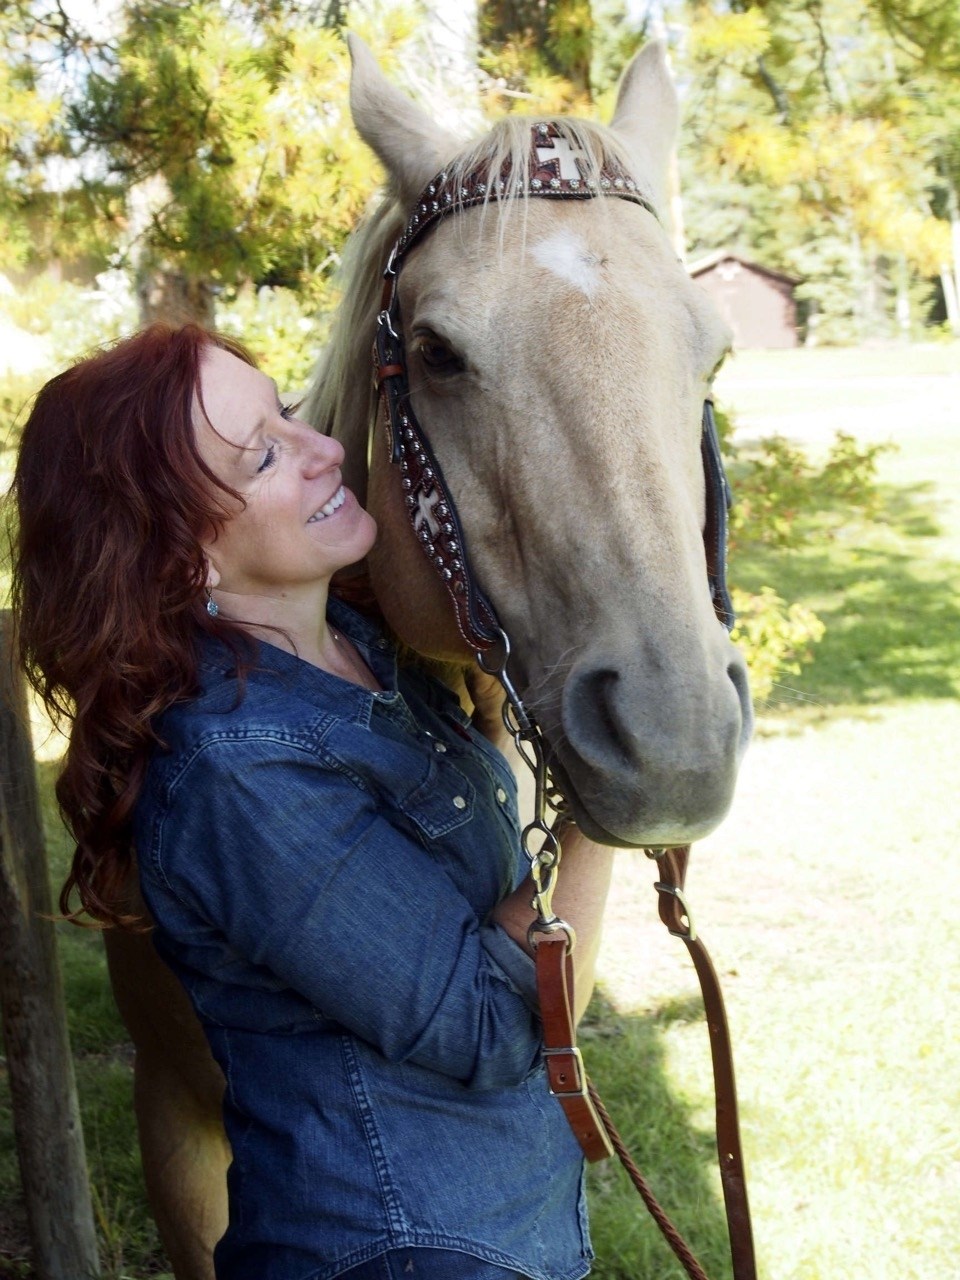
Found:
[373,122,737,657]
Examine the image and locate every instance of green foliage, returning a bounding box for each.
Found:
[0,1,421,320]
[731,584,825,702]
[0,271,138,366]
[728,427,892,550]
[217,283,328,390]
[676,0,960,339]
[717,396,893,701]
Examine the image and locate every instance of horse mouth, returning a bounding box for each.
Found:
[544,749,726,850]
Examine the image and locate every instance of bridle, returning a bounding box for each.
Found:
[371,123,755,1280]
[374,124,734,654]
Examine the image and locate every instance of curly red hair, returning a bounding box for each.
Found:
[10,323,260,927]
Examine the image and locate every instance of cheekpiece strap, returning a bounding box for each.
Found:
[374,316,502,650]
[701,399,735,630]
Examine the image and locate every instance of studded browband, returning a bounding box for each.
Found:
[374,123,734,653]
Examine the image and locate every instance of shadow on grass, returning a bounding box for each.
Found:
[582,989,735,1280]
[733,480,960,713]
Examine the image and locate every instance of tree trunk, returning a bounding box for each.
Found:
[945,182,960,337]
[136,267,216,328]
[0,612,101,1280]
[939,265,960,335]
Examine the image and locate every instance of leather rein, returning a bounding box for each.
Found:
[371,123,756,1280]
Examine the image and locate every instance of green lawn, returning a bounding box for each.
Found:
[2,343,959,1279]
[584,344,960,1279]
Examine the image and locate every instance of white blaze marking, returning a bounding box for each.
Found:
[414,486,442,539]
[536,136,587,181]
[532,230,602,298]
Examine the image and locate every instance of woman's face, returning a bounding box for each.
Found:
[195,346,376,601]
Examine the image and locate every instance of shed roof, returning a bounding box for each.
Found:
[688,250,799,287]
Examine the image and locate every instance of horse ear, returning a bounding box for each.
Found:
[347,34,457,201]
[609,40,679,212]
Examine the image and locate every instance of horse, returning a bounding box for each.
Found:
[103,37,752,1280]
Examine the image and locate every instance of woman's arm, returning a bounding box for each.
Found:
[142,736,547,1090]
[464,670,616,1022]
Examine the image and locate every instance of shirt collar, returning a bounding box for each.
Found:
[196,596,400,712]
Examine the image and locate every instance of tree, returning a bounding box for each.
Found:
[674,0,960,340]
[0,1,425,326]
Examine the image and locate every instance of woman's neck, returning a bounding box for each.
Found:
[212,584,380,690]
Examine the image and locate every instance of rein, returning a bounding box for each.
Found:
[371,124,755,1280]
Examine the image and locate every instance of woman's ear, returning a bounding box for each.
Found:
[205,559,221,591]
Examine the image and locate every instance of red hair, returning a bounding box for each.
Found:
[10,323,259,927]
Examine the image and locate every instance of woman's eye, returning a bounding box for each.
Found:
[257,443,278,473]
[279,400,301,421]
[416,334,465,375]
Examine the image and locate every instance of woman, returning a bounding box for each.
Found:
[11,324,614,1280]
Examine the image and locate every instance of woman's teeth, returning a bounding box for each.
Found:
[307,486,346,523]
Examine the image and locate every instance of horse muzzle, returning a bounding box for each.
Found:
[537,640,753,848]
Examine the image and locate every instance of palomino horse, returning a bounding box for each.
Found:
[104,38,751,1279]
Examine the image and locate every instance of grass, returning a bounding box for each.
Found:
[2,343,960,1278]
[582,343,960,1279]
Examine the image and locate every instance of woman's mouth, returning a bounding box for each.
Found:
[307,486,347,523]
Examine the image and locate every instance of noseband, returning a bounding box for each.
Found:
[373,122,735,660]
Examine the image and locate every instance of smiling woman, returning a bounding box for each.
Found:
[194,347,378,673]
[9,322,616,1280]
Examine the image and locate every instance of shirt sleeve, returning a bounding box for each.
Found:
[150,734,542,1090]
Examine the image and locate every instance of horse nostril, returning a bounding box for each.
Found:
[565,666,633,768]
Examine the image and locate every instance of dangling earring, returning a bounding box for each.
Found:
[205,589,219,618]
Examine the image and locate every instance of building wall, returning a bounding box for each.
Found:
[693,258,798,349]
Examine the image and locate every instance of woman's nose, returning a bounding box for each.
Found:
[299,426,344,474]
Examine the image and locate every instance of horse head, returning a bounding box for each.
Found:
[308,37,753,849]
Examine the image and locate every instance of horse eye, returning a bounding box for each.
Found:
[416,332,465,375]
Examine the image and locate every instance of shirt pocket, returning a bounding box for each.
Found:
[401,755,476,839]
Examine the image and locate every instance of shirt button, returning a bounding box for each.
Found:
[452,795,467,810]
[496,787,507,804]
[433,742,447,753]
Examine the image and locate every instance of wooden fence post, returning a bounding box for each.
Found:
[0,610,101,1278]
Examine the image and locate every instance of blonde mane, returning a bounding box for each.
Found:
[301,113,656,501]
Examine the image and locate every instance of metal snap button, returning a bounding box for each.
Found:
[452,795,467,810]
[496,787,507,804]
[433,742,447,753]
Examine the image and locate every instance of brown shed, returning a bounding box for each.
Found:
[690,251,799,349]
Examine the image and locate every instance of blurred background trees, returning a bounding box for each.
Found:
[4,0,960,370]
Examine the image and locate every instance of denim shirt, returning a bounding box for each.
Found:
[134,598,591,1280]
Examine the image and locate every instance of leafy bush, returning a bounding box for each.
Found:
[728,430,891,551]
[217,284,327,392]
[731,586,826,704]
[720,406,893,703]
